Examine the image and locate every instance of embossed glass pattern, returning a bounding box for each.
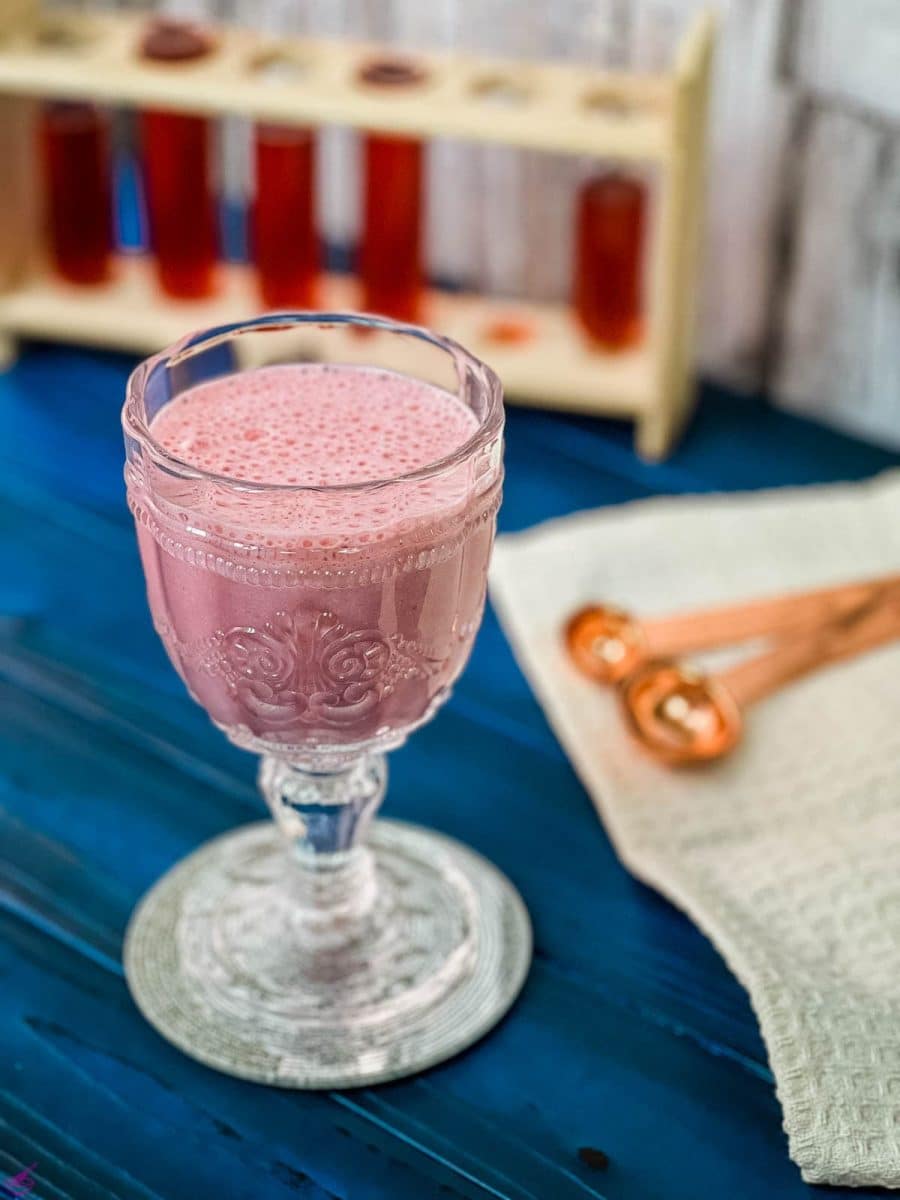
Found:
[121,313,531,1088]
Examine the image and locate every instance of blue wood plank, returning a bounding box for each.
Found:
[0,468,775,1078]
[0,624,877,1199]
[0,634,764,1071]
[2,341,899,1200]
[3,914,475,1200]
[0,757,794,1200]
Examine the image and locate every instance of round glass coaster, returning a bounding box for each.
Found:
[124,819,532,1089]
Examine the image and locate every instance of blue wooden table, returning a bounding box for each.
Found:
[2,342,898,1200]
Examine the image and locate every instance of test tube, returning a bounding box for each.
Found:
[139,19,218,299]
[574,172,646,351]
[41,101,113,285]
[357,59,427,322]
[253,123,318,308]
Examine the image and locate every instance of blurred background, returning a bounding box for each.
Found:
[38,0,900,451]
[46,0,900,450]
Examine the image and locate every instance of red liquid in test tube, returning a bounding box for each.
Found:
[139,20,218,300]
[360,133,423,322]
[356,58,427,323]
[574,173,646,351]
[140,110,217,299]
[41,102,113,285]
[253,124,318,308]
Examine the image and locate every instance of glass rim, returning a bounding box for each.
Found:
[122,311,504,494]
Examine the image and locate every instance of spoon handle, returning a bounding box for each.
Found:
[643,574,900,657]
[720,591,900,709]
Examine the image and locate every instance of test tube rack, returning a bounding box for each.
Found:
[0,2,714,459]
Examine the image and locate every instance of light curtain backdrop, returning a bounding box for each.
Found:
[77,0,900,448]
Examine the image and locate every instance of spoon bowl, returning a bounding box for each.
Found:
[565,605,645,683]
[618,658,743,765]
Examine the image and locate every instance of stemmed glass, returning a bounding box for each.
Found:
[122,313,530,1088]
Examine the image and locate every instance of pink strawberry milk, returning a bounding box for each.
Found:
[125,360,503,759]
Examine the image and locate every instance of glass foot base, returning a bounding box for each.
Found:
[124,819,531,1089]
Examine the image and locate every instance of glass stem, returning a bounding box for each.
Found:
[258,754,386,949]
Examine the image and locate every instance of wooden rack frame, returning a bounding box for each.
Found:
[0,2,714,459]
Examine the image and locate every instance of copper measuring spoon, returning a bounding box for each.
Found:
[618,589,900,766]
[565,573,900,685]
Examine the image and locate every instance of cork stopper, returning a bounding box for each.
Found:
[356,55,428,88]
[140,18,216,63]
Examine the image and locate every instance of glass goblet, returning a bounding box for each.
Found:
[122,312,531,1088]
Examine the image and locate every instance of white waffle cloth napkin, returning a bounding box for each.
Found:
[490,471,900,1188]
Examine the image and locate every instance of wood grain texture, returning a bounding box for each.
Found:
[0,96,40,302]
[697,0,794,386]
[773,109,900,450]
[2,342,899,1199]
[789,0,900,121]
